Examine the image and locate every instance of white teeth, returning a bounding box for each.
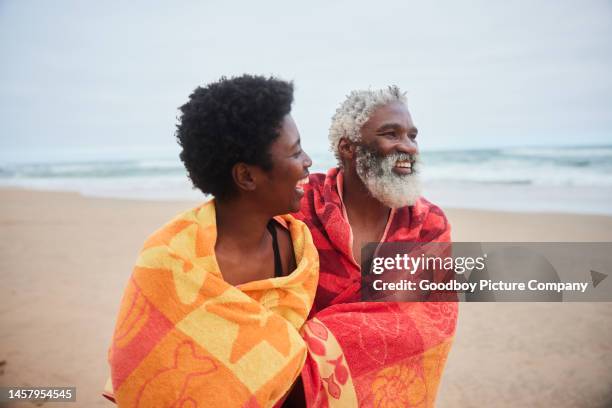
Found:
[296,177,309,187]
[395,161,412,168]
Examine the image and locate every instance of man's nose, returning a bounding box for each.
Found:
[396,135,418,155]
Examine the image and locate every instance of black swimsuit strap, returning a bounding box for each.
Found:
[267,220,284,278]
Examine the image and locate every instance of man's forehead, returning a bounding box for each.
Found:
[363,101,413,129]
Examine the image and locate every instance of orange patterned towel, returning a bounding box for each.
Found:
[105,200,319,407]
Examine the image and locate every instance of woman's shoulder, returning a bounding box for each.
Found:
[273,213,310,235]
[273,214,317,262]
[141,200,215,248]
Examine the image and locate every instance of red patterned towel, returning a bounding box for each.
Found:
[295,168,452,313]
[295,168,457,407]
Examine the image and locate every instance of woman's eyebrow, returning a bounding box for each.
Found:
[290,138,301,149]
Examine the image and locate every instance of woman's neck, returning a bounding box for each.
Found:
[214,197,272,253]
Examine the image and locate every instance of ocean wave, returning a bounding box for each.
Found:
[501,145,612,159]
[1,145,611,189]
[0,159,184,179]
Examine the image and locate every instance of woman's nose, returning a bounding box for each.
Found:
[303,151,313,168]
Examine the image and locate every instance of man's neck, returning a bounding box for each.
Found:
[341,167,390,227]
[341,167,392,265]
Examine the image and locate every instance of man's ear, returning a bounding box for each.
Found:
[232,163,257,192]
[338,137,356,162]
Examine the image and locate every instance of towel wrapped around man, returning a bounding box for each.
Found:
[296,168,457,407]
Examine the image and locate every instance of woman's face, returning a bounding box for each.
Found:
[259,114,312,214]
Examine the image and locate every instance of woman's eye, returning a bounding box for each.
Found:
[293,149,303,158]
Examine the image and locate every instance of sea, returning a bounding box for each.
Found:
[1,145,611,215]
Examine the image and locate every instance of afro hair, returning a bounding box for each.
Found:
[176,74,294,199]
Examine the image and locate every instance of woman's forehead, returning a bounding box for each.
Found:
[272,114,300,150]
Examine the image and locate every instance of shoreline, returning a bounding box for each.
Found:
[3,186,612,243]
[3,185,612,218]
[2,170,612,216]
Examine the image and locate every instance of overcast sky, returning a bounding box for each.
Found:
[1,0,611,161]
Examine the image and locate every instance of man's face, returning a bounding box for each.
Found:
[353,101,422,208]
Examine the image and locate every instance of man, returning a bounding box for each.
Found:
[297,85,452,312]
[294,86,456,407]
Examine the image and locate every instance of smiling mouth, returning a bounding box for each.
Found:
[295,176,309,193]
[394,160,413,174]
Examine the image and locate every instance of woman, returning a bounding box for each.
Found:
[105,75,317,407]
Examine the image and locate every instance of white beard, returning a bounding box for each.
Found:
[354,145,422,209]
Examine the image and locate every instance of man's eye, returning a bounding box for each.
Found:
[381,132,397,138]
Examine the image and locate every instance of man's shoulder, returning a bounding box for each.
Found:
[295,170,338,222]
[378,196,452,243]
[307,172,326,187]
[413,196,448,219]
[393,196,449,227]
[301,171,331,199]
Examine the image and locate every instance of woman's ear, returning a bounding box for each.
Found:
[338,137,355,161]
[232,163,257,192]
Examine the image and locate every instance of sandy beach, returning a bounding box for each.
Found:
[1,187,611,407]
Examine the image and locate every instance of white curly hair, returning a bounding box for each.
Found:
[329,85,407,165]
